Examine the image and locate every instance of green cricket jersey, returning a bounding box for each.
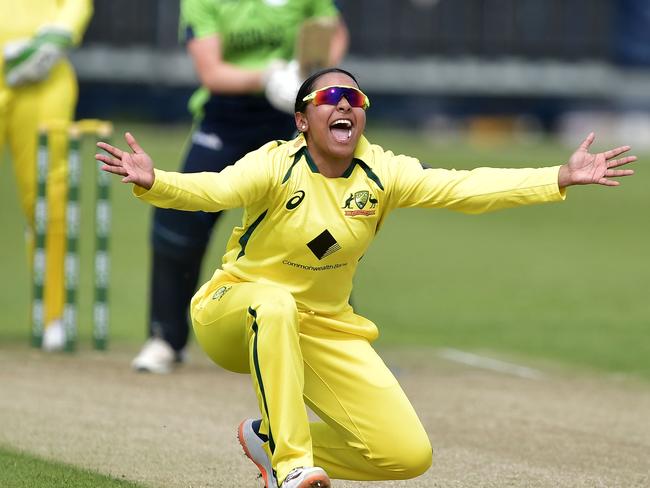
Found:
[136,134,566,315]
[180,0,339,68]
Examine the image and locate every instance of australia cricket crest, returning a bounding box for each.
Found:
[354,191,369,209]
[212,285,232,301]
[343,190,377,217]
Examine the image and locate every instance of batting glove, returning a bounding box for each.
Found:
[4,26,73,87]
[263,60,301,114]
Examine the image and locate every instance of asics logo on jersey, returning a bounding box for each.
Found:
[342,190,377,216]
[286,190,305,210]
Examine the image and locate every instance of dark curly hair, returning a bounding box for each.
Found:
[294,67,361,113]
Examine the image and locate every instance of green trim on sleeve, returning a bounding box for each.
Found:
[237,210,269,259]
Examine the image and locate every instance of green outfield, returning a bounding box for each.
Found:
[0,446,145,488]
[1,123,648,487]
[1,122,648,377]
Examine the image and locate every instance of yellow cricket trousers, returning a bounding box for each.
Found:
[0,60,78,326]
[191,270,432,485]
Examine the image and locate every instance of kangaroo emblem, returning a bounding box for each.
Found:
[342,193,354,209]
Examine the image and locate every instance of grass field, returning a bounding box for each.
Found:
[1,122,647,375]
[361,128,650,376]
[0,122,648,487]
[0,446,145,488]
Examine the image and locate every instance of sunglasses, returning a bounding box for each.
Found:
[302,85,370,110]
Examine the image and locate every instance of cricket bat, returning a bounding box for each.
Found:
[295,17,339,78]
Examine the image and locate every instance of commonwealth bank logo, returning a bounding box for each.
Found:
[307,230,341,260]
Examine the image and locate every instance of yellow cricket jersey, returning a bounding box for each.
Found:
[136,134,566,315]
[0,0,92,45]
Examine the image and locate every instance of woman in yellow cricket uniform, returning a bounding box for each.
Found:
[0,0,93,350]
[96,69,636,488]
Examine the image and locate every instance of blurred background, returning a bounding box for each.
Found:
[73,0,650,146]
[1,4,649,486]
[1,0,648,377]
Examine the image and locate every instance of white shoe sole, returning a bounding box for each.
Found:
[131,361,172,374]
[284,469,330,488]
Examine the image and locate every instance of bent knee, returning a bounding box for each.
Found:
[368,431,432,480]
[386,439,432,479]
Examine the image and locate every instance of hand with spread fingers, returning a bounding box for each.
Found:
[95,132,155,190]
[107,67,643,488]
[127,0,350,377]
[558,132,637,188]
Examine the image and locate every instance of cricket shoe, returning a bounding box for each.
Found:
[42,319,65,351]
[131,337,177,374]
[238,419,278,488]
[281,467,330,488]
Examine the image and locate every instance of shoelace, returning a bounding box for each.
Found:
[283,468,303,482]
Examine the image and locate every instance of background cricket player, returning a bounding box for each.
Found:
[96,67,636,487]
[0,0,93,351]
[131,0,349,374]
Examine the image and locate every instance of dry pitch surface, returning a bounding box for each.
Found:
[1,345,649,488]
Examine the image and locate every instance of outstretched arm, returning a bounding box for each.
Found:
[95,132,155,190]
[558,132,637,188]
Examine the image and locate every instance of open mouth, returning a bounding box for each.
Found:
[329,119,352,143]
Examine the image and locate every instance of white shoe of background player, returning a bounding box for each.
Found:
[131,337,176,374]
[42,319,65,351]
